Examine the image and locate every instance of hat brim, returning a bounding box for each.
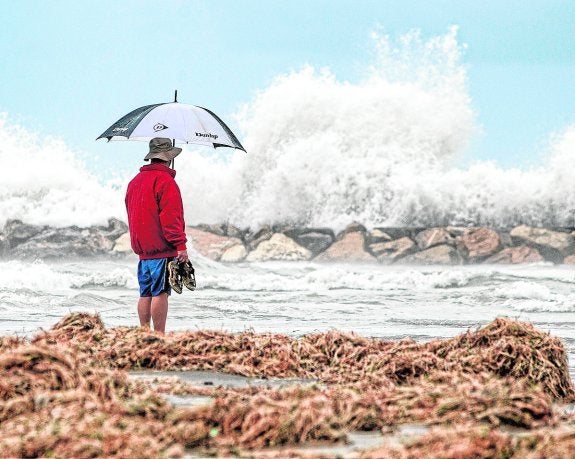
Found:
[144,146,182,162]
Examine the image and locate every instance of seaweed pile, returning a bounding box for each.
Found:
[1,314,575,457]
[0,345,211,457]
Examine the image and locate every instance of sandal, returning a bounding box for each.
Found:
[179,260,196,291]
[167,260,183,294]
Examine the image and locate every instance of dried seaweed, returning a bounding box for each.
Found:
[0,314,573,457]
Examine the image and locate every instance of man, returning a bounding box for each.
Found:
[125,137,189,334]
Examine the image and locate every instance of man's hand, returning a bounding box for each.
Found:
[177,250,189,263]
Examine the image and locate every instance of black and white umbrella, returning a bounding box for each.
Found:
[97,91,246,152]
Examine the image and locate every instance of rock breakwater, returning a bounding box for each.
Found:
[3,219,575,264]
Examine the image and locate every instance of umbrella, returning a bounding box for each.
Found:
[96,91,246,152]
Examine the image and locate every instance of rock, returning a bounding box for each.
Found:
[3,220,45,248]
[414,228,454,250]
[367,229,392,245]
[193,223,244,239]
[97,218,128,241]
[339,222,367,235]
[224,224,245,240]
[510,225,574,263]
[272,223,297,234]
[112,232,132,253]
[564,254,575,264]
[370,237,416,264]
[12,227,114,258]
[245,233,311,262]
[244,226,274,251]
[499,231,513,247]
[186,228,242,261]
[194,223,227,236]
[314,231,376,263]
[399,244,462,265]
[484,246,544,264]
[284,229,335,256]
[374,227,425,240]
[0,234,9,257]
[446,226,468,237]
[458,227,501,262]
[220,244,248,263]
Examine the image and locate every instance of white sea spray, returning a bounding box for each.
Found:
[0,114,124,227]
[1,28,575,229]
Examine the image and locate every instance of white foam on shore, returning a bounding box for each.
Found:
[0,260,137,292]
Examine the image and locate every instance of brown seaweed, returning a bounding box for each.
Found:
[0,313,573,457]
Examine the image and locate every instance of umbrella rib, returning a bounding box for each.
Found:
[197,106,246,151]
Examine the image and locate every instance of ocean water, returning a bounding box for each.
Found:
[1,255,574,379]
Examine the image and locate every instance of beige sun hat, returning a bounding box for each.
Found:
[144,137,182,161]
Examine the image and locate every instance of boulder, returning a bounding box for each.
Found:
[220,244,248,263]
[414,228,454,250]
[186,228,243,261]
[499,231,513,248]
[445,226,468,237]
[564,254,575,264]
[245,233,312,262]
[314,231,376,263]
[3,220,45,248]
[510,225,574,263]
[285,229,334,256]
[97,218,128,241]
[366,229,392,245]
[0,234,9,257]
[458,227,501,262]
[339,222,367,235]
[112,232,132,253]
[193,223,227,237]
[484,246,544,264]
[244,226,274,251]
[399,244,462,265]
[372,227,421,240]
[370,237,416,264]
[193,223,244,239]
[12,227,114,258]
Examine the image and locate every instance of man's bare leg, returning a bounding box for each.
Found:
[138,297,152,328]
[151,292,169,334]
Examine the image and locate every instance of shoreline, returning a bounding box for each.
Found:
[2,218,575,265]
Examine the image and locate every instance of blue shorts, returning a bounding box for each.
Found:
[137,257,173,297]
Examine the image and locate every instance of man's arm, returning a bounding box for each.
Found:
[157,179,188,259]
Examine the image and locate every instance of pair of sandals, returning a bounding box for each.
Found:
[167,260,196,294]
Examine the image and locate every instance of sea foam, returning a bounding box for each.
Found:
[1,28,575,230]
[176,27,575,229]
[0,114,124,228]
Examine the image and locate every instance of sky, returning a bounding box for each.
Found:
[1,0,575,175]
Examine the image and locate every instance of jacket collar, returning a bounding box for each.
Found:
[140,163,176,178]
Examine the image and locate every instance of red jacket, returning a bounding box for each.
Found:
[125,164,187,260]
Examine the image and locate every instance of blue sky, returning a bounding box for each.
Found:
[1,0,575,174]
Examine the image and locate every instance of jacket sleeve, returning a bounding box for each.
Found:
[157,178,187,251]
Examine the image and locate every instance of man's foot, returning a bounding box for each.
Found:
[167,260,183,294]
[179,260,196,291]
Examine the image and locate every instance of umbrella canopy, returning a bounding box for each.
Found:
[97,99,246,152]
